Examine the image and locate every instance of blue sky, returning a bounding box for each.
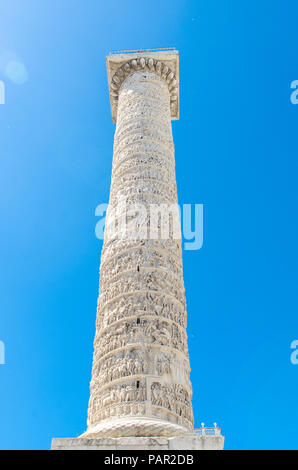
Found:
[0,0,298,450]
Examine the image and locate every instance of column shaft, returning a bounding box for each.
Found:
[85,69,194,438]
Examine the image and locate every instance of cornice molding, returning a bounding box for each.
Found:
[106,51,179,123]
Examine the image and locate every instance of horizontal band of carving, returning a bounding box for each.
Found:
[113,153,174,177]
[90,372,192,398]
[93,328,188,358]
[117,103,170,122]
[117,97,171,120]
[90,374,149,393]
[117,108,171,126]
[108,196,178,214]
[115,117,172,141]
[113,151,175,175]
[117,93,170,113]
[91,345,191,383]
[91,342,189,372]
[114,136,174,157]
[117,91,171,110]
[89,397,193,429]
[100,246,183,277]
[114,158,175,181]
[99,266,185,294]
[102,227,181,243]
[95,310,188,339]
[100,244,182,272]
[112,152,175,174]
[114,145,174,162]
[87,376,193,429]
[112,175,176,192]
[101,248,183,273]
[97,275,186,308]
[113,135,174,159]
[109,180,177,202]
[111,161,174,181]
[114,128,173,152]
[100,253,183,272]
[97,299,187,331]
[97,288,185,314]
[100,259,182,290]
[112,163,176,184]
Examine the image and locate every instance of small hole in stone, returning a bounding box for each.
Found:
[137,265,140,271]
[137,317,140,325]
[136,381,140,389]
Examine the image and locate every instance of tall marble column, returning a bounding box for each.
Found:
[83,51,193,438]
[51,49,224,450]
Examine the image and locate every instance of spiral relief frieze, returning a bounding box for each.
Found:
[86,62,194,437]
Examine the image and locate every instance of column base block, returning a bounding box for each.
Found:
[51,434,224,450]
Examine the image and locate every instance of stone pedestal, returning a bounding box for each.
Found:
[51,435,224,450]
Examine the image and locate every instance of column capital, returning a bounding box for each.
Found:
[106,48,179,123]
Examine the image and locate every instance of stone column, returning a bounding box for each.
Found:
[81,52,196,438]
[51,50,225,450]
